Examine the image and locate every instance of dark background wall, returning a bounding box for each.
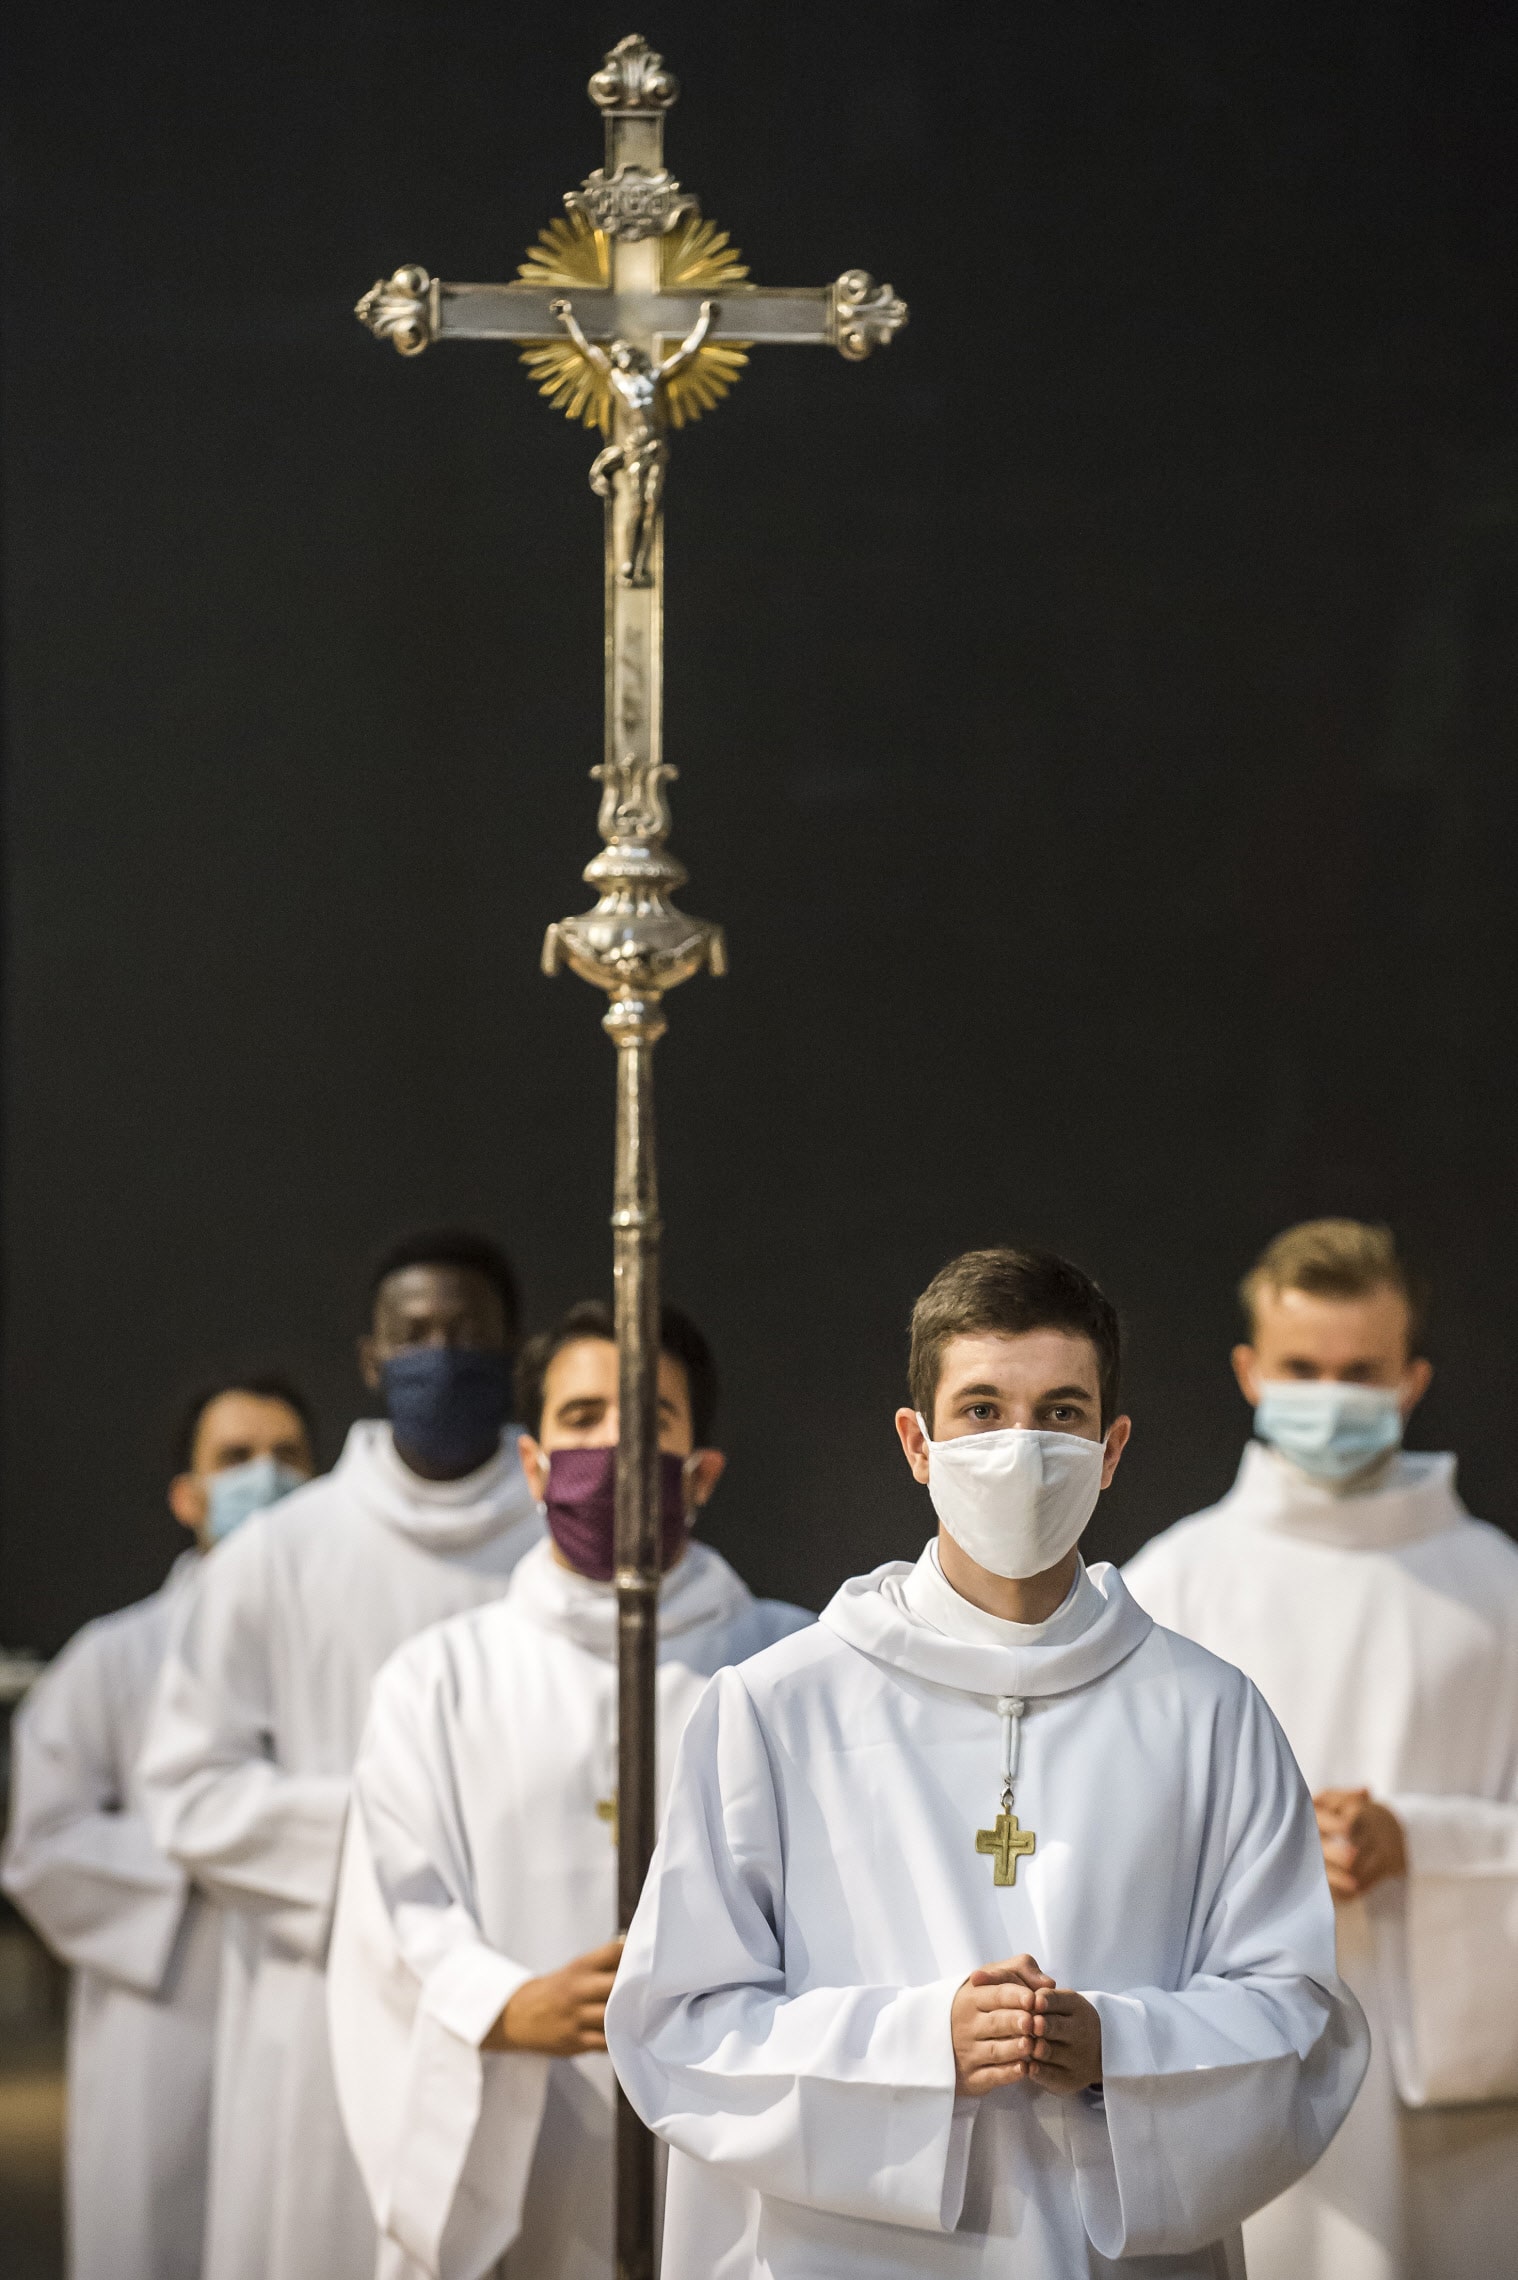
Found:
[3,1,1515,1650]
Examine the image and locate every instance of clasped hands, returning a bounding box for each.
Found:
[952,1953,1102,2098]
[1314,1787,1406,1902]
[480,1936,624,2057]
[489,1934,1104,2091]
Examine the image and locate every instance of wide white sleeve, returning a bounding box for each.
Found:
[1066,1676,1370,2260]
[1372,1785,1518,2103]
[1,1627,188,1992]
[138,1524,347,1959]
[606,1668,969,2235]
[328,1655,549,2280]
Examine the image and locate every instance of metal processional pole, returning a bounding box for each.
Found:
[356,35,905,2279]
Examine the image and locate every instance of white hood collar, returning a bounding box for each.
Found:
[507,1534,754,1659]
[821,1543,1151,1700]
[337,1418,542,1553]
[1226,1440,1465,1551]
[901,1539,1100,1648]
[162,1547,204,1595]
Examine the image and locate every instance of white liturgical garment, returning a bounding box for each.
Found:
[326,1536,811,2280]
[3,1553,220,2280]
[140,1422,541,2280]
[607,1545,1368,2280]
[1124,1442,1518,2280]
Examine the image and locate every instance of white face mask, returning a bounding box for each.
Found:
[916,1415,1107,1580]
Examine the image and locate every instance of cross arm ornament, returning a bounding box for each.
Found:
[357,267,906,361]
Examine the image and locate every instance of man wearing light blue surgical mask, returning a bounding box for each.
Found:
[2,1370,314,2280]
[169,1378,317,1547]
[1126,1220,1518,2280]
[1232,1257,1432,1490]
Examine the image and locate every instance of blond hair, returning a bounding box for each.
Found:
[1239,1218,1425,1346]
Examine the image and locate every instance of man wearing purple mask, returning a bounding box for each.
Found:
[325,1299,810,2280]
[517,1299,727,1580]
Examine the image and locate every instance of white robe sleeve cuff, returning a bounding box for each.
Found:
[1371,1792,1518,2105]
[613,1969,965,2233]
[419,1943,532,2048]
[1386,1790,1518,1877]
[1076,1977,1367,2258]
[384,1943,549,2280]
[1065,2080,1122,2254]
[941,2098,978,2231]
[1,1812,190,1994]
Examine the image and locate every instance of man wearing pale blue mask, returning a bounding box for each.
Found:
[1126,1219,1518,2280]
[140,1230,541,2280]
[3,1372,314,2280]
[169,1376,317,1546]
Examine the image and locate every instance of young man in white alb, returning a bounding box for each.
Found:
[1125,1218,1518,2280]
[139,1231,542,2280]
[4,1375,314,2280]
[326,1301,810,2279]
[608,1245,1368,2280]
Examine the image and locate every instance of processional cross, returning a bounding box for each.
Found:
[357,36,905,2280]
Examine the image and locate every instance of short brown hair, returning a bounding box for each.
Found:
[173,1375,316,1474]
[908,1248,1122,1429]
[1239,1218,1426,1347]
[514,1299,719,1446]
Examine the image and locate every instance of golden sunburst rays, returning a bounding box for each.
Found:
[515,209,751,433]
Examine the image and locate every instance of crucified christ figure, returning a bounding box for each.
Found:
[551,297,716,586]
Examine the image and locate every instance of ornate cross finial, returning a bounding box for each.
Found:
[353,265,432,357]
[588,35,679,114]
[833,270,911,363]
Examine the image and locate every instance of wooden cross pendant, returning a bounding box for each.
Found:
[976,1810,1036,1887]
[596,1795,618,1843]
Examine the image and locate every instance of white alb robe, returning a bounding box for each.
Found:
[2,1552,221,2280]
[139,1421,541,2280]
[607,1545,1368,2280]
[326,1536,811,2280]
[1124,1443,1518,2280]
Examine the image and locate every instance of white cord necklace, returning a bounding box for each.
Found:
[974,1694,1036,1886]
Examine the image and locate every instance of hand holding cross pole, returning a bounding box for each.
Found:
[482,1936,625,2057]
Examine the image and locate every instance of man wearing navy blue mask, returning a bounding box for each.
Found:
[1126,1220,1518,2280]
[141,1232,540,2280]
[356,1238,514,1476]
